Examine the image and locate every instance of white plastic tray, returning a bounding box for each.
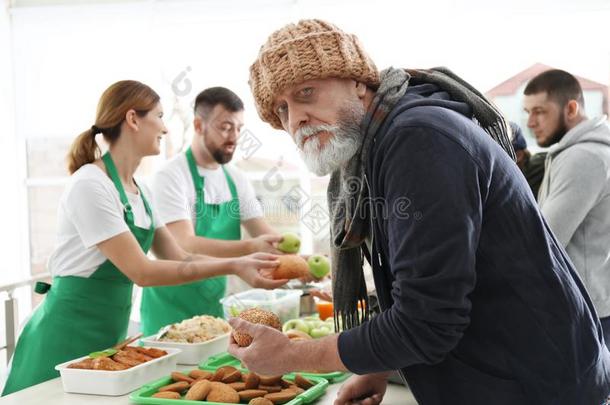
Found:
[140,332,229,365]
[54,346,180,396]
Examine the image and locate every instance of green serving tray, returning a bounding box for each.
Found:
[200,352,350,384]
[129,370,328,405]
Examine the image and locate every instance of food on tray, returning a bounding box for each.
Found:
[249,398,274,405]
[190,369,213,380]
[185,379,211,400]
[152,391,181,399]
[207,381,241,403]
[294,374,314,390]
[233,308,281,347]
[157,315,231,343]
[159,381,190,392]
[147,370,313,403]
[239,389,269,401]
[272,255,309,280]
[171,371,194,383]
[244,372,260,389]
[265,390,298,404]
[67,346,167,371]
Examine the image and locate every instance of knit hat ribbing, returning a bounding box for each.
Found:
[249,19,380,129]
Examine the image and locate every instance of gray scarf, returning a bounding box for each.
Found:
[329,67,514,330]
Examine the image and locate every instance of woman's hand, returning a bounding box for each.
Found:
[248,234,283,255]
[232,252,288,289]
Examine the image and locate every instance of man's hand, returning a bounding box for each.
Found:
[227,317,296,375]
[248,234,283,255]
[334,372,390,405]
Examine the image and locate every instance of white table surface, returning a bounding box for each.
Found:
[0,366,417,404]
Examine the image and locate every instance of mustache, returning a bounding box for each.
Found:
[295,124,339,148]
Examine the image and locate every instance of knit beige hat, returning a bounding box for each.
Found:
[249,19,380,129]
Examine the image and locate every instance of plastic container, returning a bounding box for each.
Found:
[220,288,302,323]
[201,352,350,384]
[140,333,229,365]
[54,346,181,396]
[130,368,329,405]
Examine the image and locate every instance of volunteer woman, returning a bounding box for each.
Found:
[2,80,285,396]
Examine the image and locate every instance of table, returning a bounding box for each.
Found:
[0,366,418,404]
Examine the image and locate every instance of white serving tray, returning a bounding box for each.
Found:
[54,346,180,396]
[140,332,229,365]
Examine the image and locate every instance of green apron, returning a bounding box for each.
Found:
[2,153,155,396]
[140,147,241,336]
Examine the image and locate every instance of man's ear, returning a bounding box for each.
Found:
[355,81,367,98]
[565,100,581,121]
[193,115,205,135]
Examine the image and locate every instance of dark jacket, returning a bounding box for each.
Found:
[337,82,610,405]
[523,151,547,199]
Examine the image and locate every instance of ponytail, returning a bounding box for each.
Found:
[66,80,160,174]
[67,127,100,174]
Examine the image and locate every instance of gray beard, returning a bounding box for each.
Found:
[296,102,365,176]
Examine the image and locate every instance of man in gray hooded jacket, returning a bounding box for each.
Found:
[524,69,610,345]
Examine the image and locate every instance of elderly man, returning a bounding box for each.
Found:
[229,20,610,405]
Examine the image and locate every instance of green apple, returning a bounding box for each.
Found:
[305,320,324,330]
[278,232,301,253]
[307,254,330,278]
[282,319,310,334]
[310,326,332,338]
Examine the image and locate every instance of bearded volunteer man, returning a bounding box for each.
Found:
[524,70,610,348]
[141,87,284,336]
[227,20,610,405]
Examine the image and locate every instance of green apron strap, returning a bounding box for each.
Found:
[102,152,135,226]
[221,165,239,200]
[134,179,155,231]
[185,147,204,190]
[102,152,154,231]
[186,147,205,216]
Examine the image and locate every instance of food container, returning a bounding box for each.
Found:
[140,333,229,366]
[201,352,350,384]
[220,288,302,323]
[54,346,181,396]
[129,368,329,405]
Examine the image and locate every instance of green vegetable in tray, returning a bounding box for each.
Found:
[229,305,241,317]
[88,348,118,358]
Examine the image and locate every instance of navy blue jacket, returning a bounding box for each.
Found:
[337,82,610,405]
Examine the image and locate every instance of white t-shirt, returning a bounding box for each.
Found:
[47,164,163,278]
[152,153,263,226]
